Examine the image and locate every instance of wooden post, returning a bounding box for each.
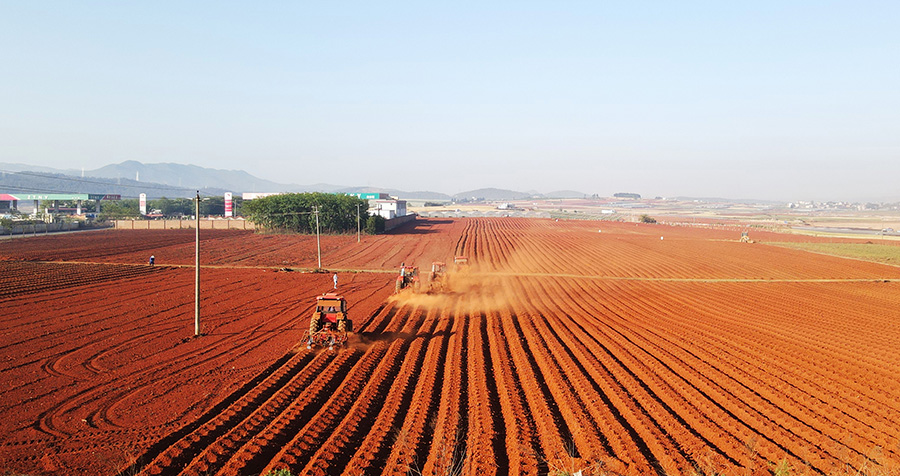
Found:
[195,191,200,336]
[315,206,322,269]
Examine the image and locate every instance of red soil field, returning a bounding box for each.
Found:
[1,218,899,475]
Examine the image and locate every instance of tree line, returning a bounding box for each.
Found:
[242,193,384,234]
[90,196,235,220]
[35,192,386,234]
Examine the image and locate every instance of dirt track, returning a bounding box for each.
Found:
[1,218,899,475]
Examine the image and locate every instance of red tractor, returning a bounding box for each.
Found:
[428,261,446,292]
[304,293,353,350]
[395,265,420,293]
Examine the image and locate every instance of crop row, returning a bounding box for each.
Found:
[0,261,158,300]
[448,218,900,281]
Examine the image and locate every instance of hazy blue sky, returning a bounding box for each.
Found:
[2,2,898,201]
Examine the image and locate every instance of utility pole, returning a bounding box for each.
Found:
[357,203,361,243]
[314,205,322,269]
[194,191,201,336]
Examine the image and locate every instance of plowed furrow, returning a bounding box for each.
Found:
[460,312,501,475]
[497,307,571,467]
[332,316,436,476]
[363,307,446,475]
[537,278,755,469]
[670,281,900,419]
[512,279,676,474]
[153,351,338,475]
[592,280,877,471]
[257,341,392,474]
[420,300,469,476]
[486,308,543,475]
[115,351,303,476]
[136,350,321,474]
[621,281,895,466]
[293,337,409,476]
[536,277,751,473]
[210,347,365,476]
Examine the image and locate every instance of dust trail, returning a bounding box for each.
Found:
[388,262,519,315]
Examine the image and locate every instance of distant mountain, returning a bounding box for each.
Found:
[0,161,354,198]
[335,186,405,197]
[0,162,81,175]
[0,161,609,203]
[544,190,588,199]
[1,161,457,201]
[0,169,225,199]
[453,188,536,201]
[89,160,295,193]
[400,191,453,200]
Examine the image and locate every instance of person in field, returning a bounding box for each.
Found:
[333,273,338,289]
[149,255,155,266]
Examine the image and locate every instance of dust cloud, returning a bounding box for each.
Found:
[387,262,518,314]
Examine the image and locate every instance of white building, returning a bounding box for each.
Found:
[371,199,407,219]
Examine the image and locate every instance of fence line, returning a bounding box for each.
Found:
[113,219,257,230]
[0,222,83,235]
[384,214,417,231]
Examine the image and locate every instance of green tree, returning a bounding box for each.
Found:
[149,197,191,217]
[639,214,657,224]
[365,215,385,234]
[200,196,225,216]
[98,199,140,220]
[243,193,369,234]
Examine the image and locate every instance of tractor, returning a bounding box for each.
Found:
[395,265,420,293]
[304,293,352,350]
[428,261,446,292]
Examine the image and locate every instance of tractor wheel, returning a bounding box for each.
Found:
[309,313,321,334]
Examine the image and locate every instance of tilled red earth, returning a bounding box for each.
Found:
[1,218,899,475]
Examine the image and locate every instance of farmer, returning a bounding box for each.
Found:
[333,273,338,289]
[148,255,155,266]
[400,262,406,277]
